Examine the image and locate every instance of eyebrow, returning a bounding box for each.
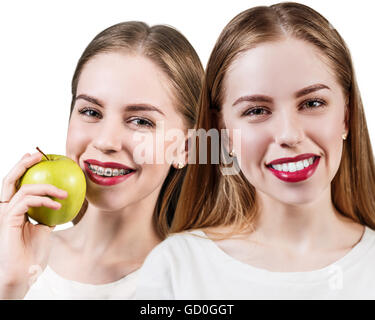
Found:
[232,95,273,106]
[295,83,330,98]
[75,94,165,116]
[76,94,104,108]
[232,83,331,107]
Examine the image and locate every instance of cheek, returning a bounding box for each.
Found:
[131,131,169,165]
[224,115,270,180]
[65,120,91,163]
[131,129,174,177]
[305,112,344,173]
[239,125,271,181]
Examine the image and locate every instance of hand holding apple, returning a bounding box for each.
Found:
[0,151,75,298]
[18,148,87,226]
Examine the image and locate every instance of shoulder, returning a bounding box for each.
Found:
[140,229,210,270]
[351,225,375,264]
[149,229,208,256]
[136,230,212,299]
[362,226,375,248]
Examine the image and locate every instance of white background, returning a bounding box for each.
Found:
[1,0,374,198]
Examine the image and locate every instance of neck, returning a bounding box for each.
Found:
[69,196,162,263]
[251,186,361,253]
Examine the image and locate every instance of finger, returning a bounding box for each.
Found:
[35,223,56,234]
[21,153,31,160]
[11,184,68,205]
[6,195,61,226]
[47,225,56,232]
[1,152,44,202]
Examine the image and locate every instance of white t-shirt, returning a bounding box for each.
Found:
[135,226,375,299]
[24,265,139,300]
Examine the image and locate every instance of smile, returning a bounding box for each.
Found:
[269,156,315,172]
[266,154,320,183]
[87,164,133,177]
[83,159,136,186]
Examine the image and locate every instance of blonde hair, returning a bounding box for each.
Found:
[171,2,375,237]
[70,21,203,239]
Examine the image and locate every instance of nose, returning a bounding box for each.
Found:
[93,118,122,154]
[274,111,305,148]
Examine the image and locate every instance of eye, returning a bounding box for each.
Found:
[78,107,102,119]
[127,117,154,128]
[300,98,326,110]
[242,107,271,117]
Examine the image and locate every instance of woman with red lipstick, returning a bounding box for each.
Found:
[0,22,203,299]
[135,3,375,299]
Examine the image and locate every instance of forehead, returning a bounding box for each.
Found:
[224,38,341,102]
[77,52,174,109]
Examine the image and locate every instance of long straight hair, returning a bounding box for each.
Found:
[69,22,203,239]
[171,2,375,237]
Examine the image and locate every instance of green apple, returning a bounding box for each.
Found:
[18,152,86,226]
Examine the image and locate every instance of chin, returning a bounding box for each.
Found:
[273,186,326,206]
[85,193,131,212]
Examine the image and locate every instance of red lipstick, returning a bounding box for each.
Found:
[83,159,135,186]
[84,159,134,170]
[266,153,317,166]
[266,154,320,183]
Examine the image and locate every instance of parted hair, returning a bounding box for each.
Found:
[171,2,375,237]
[69,21,204,239]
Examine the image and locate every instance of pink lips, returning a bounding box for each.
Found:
[266,153,320,183]
[83,159,135,186]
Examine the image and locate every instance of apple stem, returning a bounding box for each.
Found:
[36,147,50,160]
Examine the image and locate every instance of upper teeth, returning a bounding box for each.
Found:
[88,164,131,177]
[271,157,315,172]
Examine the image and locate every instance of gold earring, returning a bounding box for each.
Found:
[342,133,347,140]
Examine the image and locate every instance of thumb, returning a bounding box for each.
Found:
[37,224,56,233]
[47,225,56,233]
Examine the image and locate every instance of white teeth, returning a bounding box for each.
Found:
[270,157,316,173]
[88,164,132,177]
[288,162,296,172]
[296,161,304,171]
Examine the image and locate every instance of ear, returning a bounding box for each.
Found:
[172,131,190,169]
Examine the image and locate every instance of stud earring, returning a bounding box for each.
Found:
[342,133,347,140]
[175,162,185,169]
[229,150,235,157]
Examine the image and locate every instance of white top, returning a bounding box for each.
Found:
[135,226,375,299]
[24,265,139,300]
